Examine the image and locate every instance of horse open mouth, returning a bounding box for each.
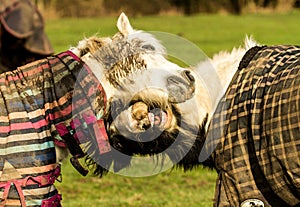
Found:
[148,108,170,129]
[130,101,174,131]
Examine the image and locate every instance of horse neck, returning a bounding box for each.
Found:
[195,47,248,128]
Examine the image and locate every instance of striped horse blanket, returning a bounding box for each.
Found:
[209,45,300,207]
[0,51,106,206]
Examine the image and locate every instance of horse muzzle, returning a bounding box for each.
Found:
[167,70,195,103]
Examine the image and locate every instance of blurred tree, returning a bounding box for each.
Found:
[33,0,299,17]
[254,0,279,7]
[103,0,169,16]
[294,0,300,7]
[229,0,243,14]
[228,0,251,14]
[55,0,104,17]
[169,0,200,15]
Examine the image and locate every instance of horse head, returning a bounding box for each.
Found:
[58,13,196,176]
[97,35,259,175]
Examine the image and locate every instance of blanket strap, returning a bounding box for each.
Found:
[247,135,288,206]
[55,108,111,176]
[0,165,61,207]
[246,95,288,206]
[239,45,289,206]
[56,123,89,176]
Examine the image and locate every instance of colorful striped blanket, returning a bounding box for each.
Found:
[0,51,105,206]
[210,45,300,207]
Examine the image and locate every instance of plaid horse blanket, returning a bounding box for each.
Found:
[209,45,300,207]
[0,51,107,206]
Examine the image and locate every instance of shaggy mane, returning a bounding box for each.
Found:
[211,36,258,68]
[69,36,112,57]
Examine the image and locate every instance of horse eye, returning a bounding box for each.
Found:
[142,44,155,51]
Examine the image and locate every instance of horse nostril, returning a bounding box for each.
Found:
[183,70,195,83]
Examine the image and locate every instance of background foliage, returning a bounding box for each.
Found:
[36,0,300,17]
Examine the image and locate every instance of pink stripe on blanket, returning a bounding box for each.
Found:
[0,119,48,132]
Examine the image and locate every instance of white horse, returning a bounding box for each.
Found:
[0,13,195,206]
[116,36,300,207]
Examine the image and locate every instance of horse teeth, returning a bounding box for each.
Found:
[148,112,155,127]
[161,112,167,127]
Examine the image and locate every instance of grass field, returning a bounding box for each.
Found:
[45,11,300,207]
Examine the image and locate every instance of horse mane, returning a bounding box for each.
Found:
[69,36,112,57]
[211,36,259,70]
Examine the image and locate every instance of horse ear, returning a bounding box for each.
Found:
[117,12,134,36]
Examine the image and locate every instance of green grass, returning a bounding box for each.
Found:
[46,11,300,56]
[45,11,300,206]
[56,162,216,207]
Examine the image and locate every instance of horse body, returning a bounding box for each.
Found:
[180,41,300,206]
[0,52,78,206]
[124,37,300,206]
[0,13,195,206]
[209,44,300,206]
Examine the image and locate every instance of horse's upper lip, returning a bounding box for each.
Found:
[128,100,173,131]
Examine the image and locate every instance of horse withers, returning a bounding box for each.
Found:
[0,13,195,206]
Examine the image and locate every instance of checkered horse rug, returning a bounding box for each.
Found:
[0,51,107,207]
[208,45,300,207]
